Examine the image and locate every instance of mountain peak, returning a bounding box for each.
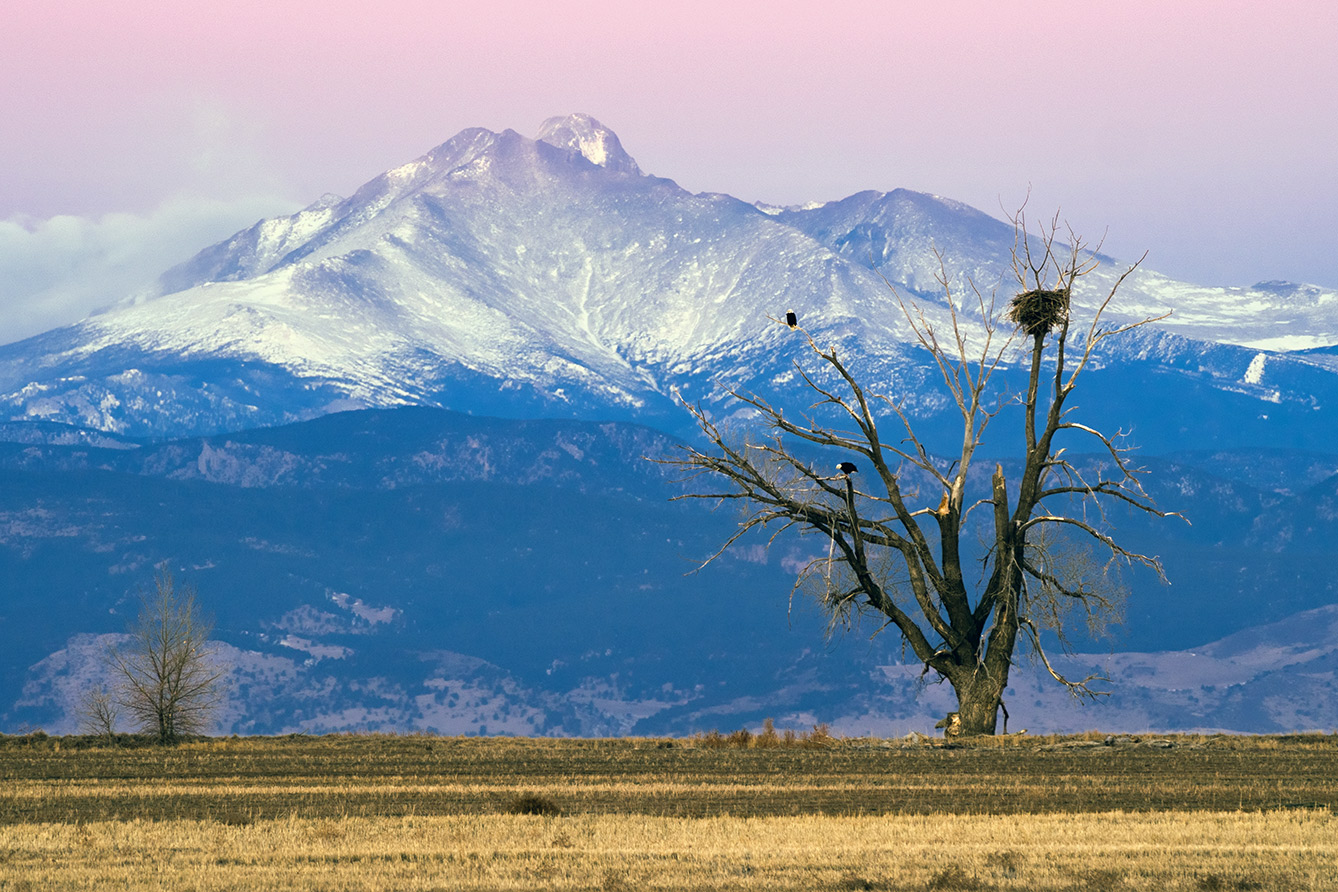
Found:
[536,113,642,176]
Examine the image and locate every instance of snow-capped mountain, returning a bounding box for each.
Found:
[3,115,1337,737]
[1,114,1335,441]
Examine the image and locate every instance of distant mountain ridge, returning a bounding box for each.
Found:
[0,114,1334,440]
[4,407,1336,736]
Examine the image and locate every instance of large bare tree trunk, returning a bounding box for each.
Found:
[949,671,1009,736]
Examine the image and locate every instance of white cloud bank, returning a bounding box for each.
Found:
[0,193,300,345]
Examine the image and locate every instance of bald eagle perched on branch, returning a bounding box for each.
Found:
[784,310,798,329]
[836,461,858,476]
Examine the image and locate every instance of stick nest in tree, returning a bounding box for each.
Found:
[1007,288,1070,337]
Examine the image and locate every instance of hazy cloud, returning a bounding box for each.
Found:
[0,193,300,345]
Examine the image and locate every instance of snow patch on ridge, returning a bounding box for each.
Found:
[329,591,399,626]
[1244,353,1267,385]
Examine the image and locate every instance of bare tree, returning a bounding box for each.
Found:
[77,686,120,739]
[111,566,224,743]
[668,215,1176,736]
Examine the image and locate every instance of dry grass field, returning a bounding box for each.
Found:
[1,731,1335,890]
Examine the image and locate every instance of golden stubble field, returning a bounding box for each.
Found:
[1,732,1335,891]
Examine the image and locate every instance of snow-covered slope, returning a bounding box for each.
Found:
[6,407,1336,736]
[778,190,1338,350]
[0,114,1335,439]
[22,604,1338,736]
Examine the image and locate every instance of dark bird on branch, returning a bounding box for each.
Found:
[836,461,858,476]
[785,310,798,329]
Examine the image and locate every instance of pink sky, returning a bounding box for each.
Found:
[2,0,1336,339]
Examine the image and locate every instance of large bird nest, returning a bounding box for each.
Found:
[1007,288,1069,337]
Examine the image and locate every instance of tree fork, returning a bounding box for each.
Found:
[667,214,1175,734]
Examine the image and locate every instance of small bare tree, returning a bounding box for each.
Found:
[111,566,223,743]
[669,215,1176,736]
[78,686,120,739]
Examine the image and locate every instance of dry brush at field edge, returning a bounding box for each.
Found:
[1,811,1335,891]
